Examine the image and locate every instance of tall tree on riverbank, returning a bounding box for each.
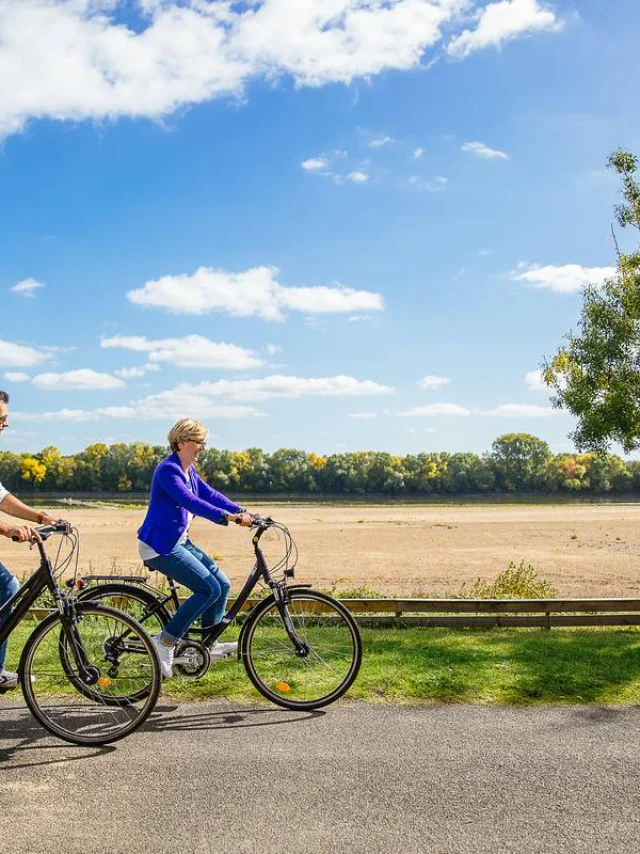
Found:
[543,149,640,452]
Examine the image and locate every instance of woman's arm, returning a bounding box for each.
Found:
[158,467,231,525]
[193,470,244,515]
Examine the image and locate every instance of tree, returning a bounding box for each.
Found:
[543,148,640,453]
[491,434,551,492]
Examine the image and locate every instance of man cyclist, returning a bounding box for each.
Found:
[0,389,56,689]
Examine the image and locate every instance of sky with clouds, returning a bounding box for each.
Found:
[1,0,639,456]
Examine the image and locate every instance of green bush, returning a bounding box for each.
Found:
[458,561,557,599]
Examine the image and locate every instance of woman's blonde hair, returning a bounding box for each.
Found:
[168,418,208,453]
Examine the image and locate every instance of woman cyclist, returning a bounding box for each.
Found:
[137,418,253,678]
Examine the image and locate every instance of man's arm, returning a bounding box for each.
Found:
[0,493,52,525]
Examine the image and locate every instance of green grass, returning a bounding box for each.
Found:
[6,620,640,706]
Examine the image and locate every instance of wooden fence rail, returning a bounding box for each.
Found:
[27,597,640,629]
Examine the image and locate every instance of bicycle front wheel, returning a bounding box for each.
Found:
[242,589,362,710]
[19,603,161,746]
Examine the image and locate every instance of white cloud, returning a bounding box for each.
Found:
[448,0,561,58]
[3,372,30,382]
[397,403,470,416]
[0,0,469,141]
[348,412,377,419]
[418,375,451,389]
[11,409,102,423]
[301,157,329,171]
[408,175,448,191]
[480,403,556,417]
[413,147,425,159]
[12,397,264,422]
[10,278,44,298]
[367,135,395,149]
[346,171,370,183]
[126,266,384,320]
[461,141,509,160]
[114,363,161,378]
[525,369,544,390]
[510,263,617,293]
[183,375,395,401]
[265,344,282,356]
[0,338,50,368]
[32,369,126,391]
[102,334,263,369]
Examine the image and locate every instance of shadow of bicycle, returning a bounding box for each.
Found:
[142,701,325,734]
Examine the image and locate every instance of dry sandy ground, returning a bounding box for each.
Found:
[3,503,640,598]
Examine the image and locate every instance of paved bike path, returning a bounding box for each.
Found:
[1,700,639,854]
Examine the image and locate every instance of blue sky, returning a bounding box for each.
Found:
[1,0,639,457]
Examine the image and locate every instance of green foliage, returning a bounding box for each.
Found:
[544,148,640,453]
[1,434,640,496]
[458,561,557,600]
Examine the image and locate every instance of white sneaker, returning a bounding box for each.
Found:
[0,669,18,690]
[152,635,175,679]
[209,641,238,660]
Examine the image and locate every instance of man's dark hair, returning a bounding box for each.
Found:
[0,390,9,404]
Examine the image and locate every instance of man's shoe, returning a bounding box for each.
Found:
[0,670,19,691]
[209,641,238,660]
[152,635,175,679]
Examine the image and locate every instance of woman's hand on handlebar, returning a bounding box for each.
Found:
[227,511,255,527]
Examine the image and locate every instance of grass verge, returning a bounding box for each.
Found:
[5,621,640,706]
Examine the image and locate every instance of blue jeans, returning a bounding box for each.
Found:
[0,562,20,671]
[146,539,231,643]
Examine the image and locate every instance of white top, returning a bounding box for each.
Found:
[0,480,9,504]
[137,476,194,562]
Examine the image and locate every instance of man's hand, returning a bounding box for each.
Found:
[4,524,42,543]
[37,511,56,525]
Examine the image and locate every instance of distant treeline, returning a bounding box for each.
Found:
[1,433,640,497]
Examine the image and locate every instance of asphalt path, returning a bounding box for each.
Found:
[1,699,640,854]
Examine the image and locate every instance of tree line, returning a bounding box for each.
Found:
[1,433,639,496]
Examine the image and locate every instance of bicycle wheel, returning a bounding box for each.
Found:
[241,589,362,710]
[19,603,161,745]
[78,583,170,638]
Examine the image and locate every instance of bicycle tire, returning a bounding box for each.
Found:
[19,603,162,746]
[241,589,362,710]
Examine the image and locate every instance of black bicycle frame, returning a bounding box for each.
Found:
[0,536,97,683]
[0,541,62,648]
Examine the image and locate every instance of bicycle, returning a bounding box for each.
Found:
[0,522,162,745]
[76,516,363,710]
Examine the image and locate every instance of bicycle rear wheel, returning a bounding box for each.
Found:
[241,589,362,710]
[78,582,170,638]
[19,603,161,745]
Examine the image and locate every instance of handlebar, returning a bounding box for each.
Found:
[11,520,72,543]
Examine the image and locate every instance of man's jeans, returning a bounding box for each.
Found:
[0,562,20,671]
[145,539,231,643]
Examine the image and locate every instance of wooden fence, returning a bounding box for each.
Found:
[28,597,640,629]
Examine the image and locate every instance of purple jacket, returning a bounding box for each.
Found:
[137,453,243,556]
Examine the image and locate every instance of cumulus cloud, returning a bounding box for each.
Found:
[114,363,161,379]
[0,338,50,368]
[408,175,448,191]
[397,403,470,416]
[101,334,263,369]
[525,369,544,390]
[367,135,396,149]
[301,157,329,171]
[448,0,561,58]
[126,266,384,320]
[510,263,617,293]
[181,375,395,401]
[345,171,370,183]
[461,141,509,160]
[418,375,450,389]
[0,1,563,141]
[3,372,30,382]
[413,147,425,159]
[10,278,44,298]
[480,403,556,417]
[32,369,126,391]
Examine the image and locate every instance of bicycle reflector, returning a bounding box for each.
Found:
[97,677,112,688]
[275,682,291,693]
